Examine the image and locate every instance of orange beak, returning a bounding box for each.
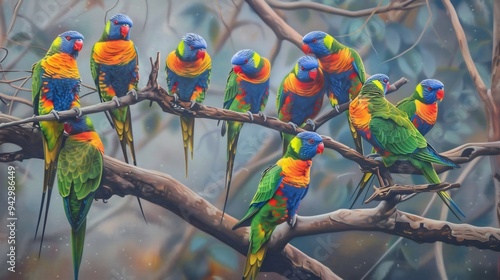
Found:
[436,88,445,101]
[302,44,313,55]
[197,49,206,60]
[120,25,130,38]
[309,68,317,80]
[73,39,83,52]
[317,142,324,154]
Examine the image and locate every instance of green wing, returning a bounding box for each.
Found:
[89,45,103,102]
[31,61,42,115]
[395,97,416,119]
[57,138,103,200]
[232,164,283,229]
[275,77,286,118]
[222,69,240,109]
[350,48,366,84]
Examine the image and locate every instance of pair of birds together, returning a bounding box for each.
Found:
[29,11,461,280]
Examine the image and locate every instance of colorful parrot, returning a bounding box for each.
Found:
[31,30,84,256]
[276,56,325,154]
[232,131,324,280]
[350,79,445,207]
[165,33,211,177]
[220,49,271,221]
[302,31,366,154]
[57,116,104,280]
[91,14,147,222]
[349,74,464,219]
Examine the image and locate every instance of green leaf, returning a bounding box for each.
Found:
[397,49,423,77]
[419,47,436,78]
[385,26,401,55]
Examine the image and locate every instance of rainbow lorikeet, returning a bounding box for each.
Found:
[233,131,324,280]
[91,14,147,222]
[350,79,445,208]
[57,116,104,280]
[302,31,366,154]
[276,55,325,154]
[31,30,84,256]
[220,49,271,221]
[165,33,211,177]
[349,74,464,219]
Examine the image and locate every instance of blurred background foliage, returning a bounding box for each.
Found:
[0,0,496,279]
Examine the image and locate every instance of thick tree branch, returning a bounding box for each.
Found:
[267,0,423,18]
[271,201,500,251]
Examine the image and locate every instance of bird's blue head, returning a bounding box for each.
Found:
[365,74,390,96]
[177,33,208,61]
[302,31,333,58]
[231,49,263,76]
[105,14,133,40]
[287,131,324,160]
[51,31,84,58]
[418,79,444,104]
[64,116,95,135]
[295,56,319,81]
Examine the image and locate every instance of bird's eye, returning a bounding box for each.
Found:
[301,66,305,71]
[311,38,317,43]
[114,20,118,25]
[65,36,71,41]
[308,138,315,144]
[190,45,194,50]
[383,78,388,83]
[428,86,432,90]
[244,59,248,64]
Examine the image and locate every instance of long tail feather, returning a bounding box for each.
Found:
[38,187,53,258]
[180,115,195,177]
[243,242,268,280]
[350,172,375,208]
[71,219,86,280]
[34,192,45,240]
[220,125,241,225]
[112,109,146,224]
[346,111,363,155]
[421,163,465,219]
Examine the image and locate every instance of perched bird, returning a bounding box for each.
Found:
[57,116,104,280]
[165,33,211,177]
[349,74,464,219]
[232,131,324,280]
[31,30,84,256]
[220,49,271,222]
[302,31,366,154]
[91,14,147,222]
[276,56,325,154]
[350,79,445,207]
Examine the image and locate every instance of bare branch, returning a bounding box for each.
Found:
[271,202,500,251]
[267,0,423,18]
[441,0,488,98]
[365,182,460,203]
[0,92,32,107]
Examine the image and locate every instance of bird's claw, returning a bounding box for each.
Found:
[73,107,82,118]
[112,96,121,107]
[366,153,379,159]
[334,105,340,113]
[258,111,267,122]
[288,215,297,228]
[305,119,316,130]
[288,122,298,132]
[128,89,138,100]
[172,93,179,102]
[246,111,254,122]
[50,110,60,120]
[190,100,196,109]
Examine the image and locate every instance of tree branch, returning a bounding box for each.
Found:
[267,0,423,18]
[271,201,500,251]
[365,182,460,203]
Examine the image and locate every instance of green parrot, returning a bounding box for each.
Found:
[233,131,324,280]
[57,116,104,280]
[349,74,464,219]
